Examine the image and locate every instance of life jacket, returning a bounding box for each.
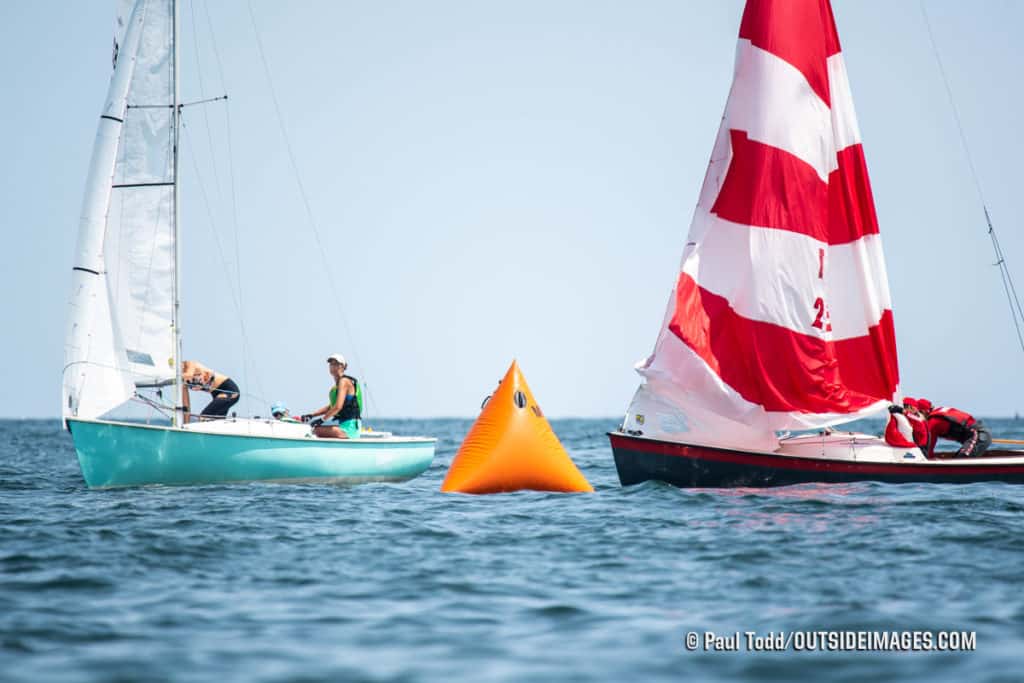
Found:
[884,413,916,449]
[330,375,362,422]
[930,407,977,443]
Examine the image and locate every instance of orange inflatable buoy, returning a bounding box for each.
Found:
[441,361,593,494]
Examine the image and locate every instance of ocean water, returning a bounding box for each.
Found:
[2,417,1023,682]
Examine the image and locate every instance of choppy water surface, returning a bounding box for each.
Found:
[2,418,1023,682]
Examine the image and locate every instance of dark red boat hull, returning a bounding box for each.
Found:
[608,432,1024,487]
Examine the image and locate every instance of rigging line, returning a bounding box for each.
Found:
[199,1,247,387]
[988,212,1024,323]
[245,0,379,417]
[180,94,228,107]
[181,121,268,409]
[200,1,229,100]
[188,0,223,234]
[133,390,281,425]
[919,1,1024,355]
[919,4,984,204]
[188,0,251,392]
[138,386,277,412]
[997,256,1024,352]
[991,226,1024,350]
[222,105,244,332]
[133,393,173,421]
[181,121,265,409]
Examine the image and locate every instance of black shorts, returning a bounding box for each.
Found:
[201,378,240,417]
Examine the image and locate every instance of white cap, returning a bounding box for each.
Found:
[326,353,347,366]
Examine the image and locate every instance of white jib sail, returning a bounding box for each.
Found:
[63,0,176,421]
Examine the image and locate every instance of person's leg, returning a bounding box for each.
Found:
[201,397,229,417]
[958,426,992,457]
[338,419,361,439]
[222,392,239,413]
[200,393,238,418]
[200,379,240,418]
[313,425,347,439]
[959,426,992,457]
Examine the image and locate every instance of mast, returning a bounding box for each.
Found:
[172,0,183,426]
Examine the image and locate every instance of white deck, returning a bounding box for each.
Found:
[78,417,434,445]
[778,432,1024,466]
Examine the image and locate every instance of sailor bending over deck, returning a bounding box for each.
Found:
[918,399,992,459]
[181,360,240,422]
[301,354,362,439]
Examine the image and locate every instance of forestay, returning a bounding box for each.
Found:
[624,0,899,451]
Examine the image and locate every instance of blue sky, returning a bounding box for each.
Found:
[2,1,1022,418]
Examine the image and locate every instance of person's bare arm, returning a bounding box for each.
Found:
[303,402,331,421]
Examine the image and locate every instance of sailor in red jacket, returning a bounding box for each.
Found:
[884,402,917,450]
[918,399,992,458]
[884,398,930,454]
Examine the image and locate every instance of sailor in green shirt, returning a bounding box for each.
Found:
[301,353,362,439]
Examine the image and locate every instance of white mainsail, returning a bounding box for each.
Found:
[63,0,177,421]
[107,0,176,387]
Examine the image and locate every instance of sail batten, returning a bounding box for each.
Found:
[625,0,899,450]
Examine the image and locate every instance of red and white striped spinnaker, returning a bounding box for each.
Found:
[624,0,899,451]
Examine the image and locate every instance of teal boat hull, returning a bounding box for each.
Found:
[67,418,436,489]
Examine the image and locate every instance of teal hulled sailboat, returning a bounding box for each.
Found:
[69,418,436,488]
[63,0,434,488]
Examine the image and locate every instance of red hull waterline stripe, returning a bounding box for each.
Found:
[670,273,898,414]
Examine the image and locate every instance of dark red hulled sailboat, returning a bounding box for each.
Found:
[609,0,1024,487]
[610,432,1024,487]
